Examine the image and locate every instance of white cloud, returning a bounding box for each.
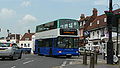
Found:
[21,1,31,7]
[94,0,108,6]
[19,14,37,24]
[0,8,16,18]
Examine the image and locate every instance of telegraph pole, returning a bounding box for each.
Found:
[105,0,114,64]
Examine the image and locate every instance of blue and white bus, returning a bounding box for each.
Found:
[34,19,80,58]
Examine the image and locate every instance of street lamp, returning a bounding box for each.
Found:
[104,0,114,64]
[7,29,9,37]
[6,29,10,41]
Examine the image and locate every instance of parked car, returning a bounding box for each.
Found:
[79,47,93,55]
[0,43,22,60]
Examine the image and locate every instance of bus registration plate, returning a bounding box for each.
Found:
[66,54,71,55]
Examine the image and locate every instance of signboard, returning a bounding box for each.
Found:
[83,31,90,37]
[60,29,77,35]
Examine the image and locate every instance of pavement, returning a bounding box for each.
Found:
[62,64,119,68]
[55,55,120,68]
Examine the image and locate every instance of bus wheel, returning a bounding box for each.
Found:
[38,53,44,56]
[66,55,72,58]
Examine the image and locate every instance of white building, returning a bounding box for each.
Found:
[0,34,21,43]
[19,30,35,54]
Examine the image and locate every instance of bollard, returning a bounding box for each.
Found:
[90,53,94,68]
[94,52,98,64]
[118,59,119,65]
[103,53,105,60]
[83,50,87,65]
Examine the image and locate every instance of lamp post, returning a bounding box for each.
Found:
[115,14,120,60]
[7,29,9,37]
[105,0,114,64]
[6,29,10,41]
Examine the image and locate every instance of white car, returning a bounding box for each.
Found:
[0,43,22,60]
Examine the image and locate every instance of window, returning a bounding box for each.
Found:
[36,21,57,32]
[80,22,82,26]
[28,44,30,47]
[24,44,27,47]
[25,38,29,41]
[90,23,92,26]
[60,25,64,28]
[101,28,105,37]
[59,19,79,29]
[69,23,73,28]
[65,24,68,28]
[21,44,23,47]
[57,37,78,48]
[12,37,15,39]
[74,22,77,26]
[97,31,99,37]
[93,42,98,45]
[97,20,99,24]
[12,43,18,48]
[83,21,85,25]
[0,43,10,47]
[93,32,94,36]
[104,18,107,22]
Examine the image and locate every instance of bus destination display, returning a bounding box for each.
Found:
[60,29,77,35]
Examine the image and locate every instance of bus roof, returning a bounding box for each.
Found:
[36,19,78,27]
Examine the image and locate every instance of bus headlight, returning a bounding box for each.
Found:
[58,51,62,53]
[76,51,79,53]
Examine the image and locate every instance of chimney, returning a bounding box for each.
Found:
[28,30,30,33]
[92,8,98,17]
[80,14,85,19]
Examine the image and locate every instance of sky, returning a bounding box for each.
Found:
[0,0,120,37]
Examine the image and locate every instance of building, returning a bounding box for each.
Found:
[79,8,98,47]
[79,8,120,53]
[19,30,35,54]
[0,34,21,43]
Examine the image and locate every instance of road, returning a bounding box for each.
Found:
[0,54,79,68]
[0,54,67,68]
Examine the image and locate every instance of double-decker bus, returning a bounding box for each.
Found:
[34,19,80,58]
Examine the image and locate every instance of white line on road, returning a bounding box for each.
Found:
[11,66,16,68]
[61,61,67,67]
[69,61,73,64]
[15,59,21,61]
[66,59,82,61]
[23,60,34,65]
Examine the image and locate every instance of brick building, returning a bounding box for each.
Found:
[79,8,120,53]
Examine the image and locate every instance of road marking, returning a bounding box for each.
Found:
[15,59,21,61]
[66,59,82,61]
[23,60,34,65]
[11,66,16,68]
[69,61,73,64]
[61,61,67,67]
